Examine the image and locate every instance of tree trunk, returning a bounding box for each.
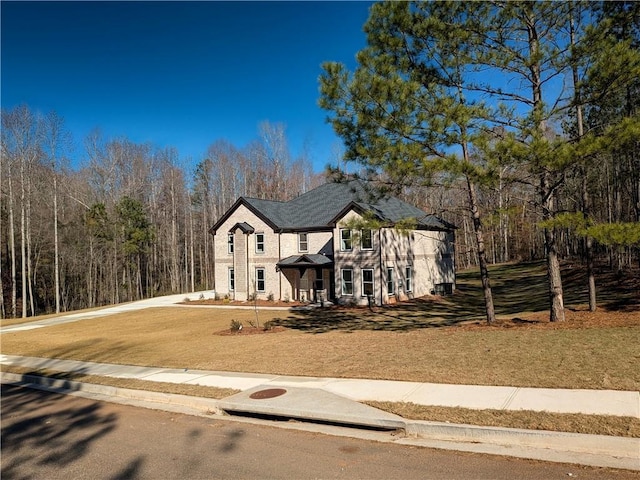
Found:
[0,152,5,318]
[170,170,179,292]
[54,173,61,313]
[467,176,496,324]
[189,204,195,292]
[570,6,596,312]
[546,233,565,322]
[527,8,565,322]
[8,162,17,317]
[20,150,27,318]
[582,172,597,311]
[542,175,565,322]
[26,175,35,317]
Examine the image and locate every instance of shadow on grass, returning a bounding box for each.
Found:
[25,339,139,370]
[274,261,639,333]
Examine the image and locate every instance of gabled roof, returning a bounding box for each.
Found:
[276,254,333,269]
[209,181,454,234]
[229,222,255,234]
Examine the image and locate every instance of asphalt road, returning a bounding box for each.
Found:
[1,385,636,480]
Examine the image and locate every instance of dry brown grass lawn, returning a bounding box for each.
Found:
[2,304,638,390]
[366,401,640,438]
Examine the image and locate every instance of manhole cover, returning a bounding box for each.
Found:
[249,388,287,399]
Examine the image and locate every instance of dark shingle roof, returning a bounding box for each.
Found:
[277,254,333,268]
[210,181,454,233]
[229,222,255,234]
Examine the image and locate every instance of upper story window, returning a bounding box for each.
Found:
[255,233,265,254]
[298,233,308,252]
[340,229,352,251]
[361,229,373,250]
[227,233,234,254]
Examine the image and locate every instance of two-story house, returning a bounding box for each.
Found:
[209,181,455,306]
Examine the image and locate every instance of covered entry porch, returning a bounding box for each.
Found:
[276,254,334,304]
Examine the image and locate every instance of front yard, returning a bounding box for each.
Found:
[1,302,638,391]
[2,261,638,437]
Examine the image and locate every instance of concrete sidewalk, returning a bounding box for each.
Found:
[1,354,638,418]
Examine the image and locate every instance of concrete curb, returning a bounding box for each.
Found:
[3,372,638,471]
[0,372,226,415]
[405,421,639,460]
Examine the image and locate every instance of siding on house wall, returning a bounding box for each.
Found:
[279,231,333,256]
[411,229,455,295]
[333,209,455,306]
[333,210,380,305]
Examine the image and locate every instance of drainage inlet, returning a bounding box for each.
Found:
[249,388,287,400]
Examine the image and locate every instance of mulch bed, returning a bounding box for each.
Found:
[456,308,640,331]
[186,299,304,308]
[214,326,287,336]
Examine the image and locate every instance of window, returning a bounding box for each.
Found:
[227,233,234,254]
[341,269,353,295]
[405,266,412,292]
[340,229,352,251]
[228,268,235,291]
[361,229,373,250]
[255,268,265,292]
[387,267,395,295]
[362,269,374,297]
[298,233,308,252]
[255,233,264,254]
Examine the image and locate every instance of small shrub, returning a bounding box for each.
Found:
[339,297,358,308]
[283,294,290,303]
[267,292,275,302]
[263,320,274,331]
[214,292,222,301]
[248,292,257,301]
[199,293,205,300]
[230,319,243,332]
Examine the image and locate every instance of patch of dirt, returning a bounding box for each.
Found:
[186,299,304,308]
[455,308,640,331]
[214,326,288,336]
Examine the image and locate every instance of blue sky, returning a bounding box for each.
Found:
[1,1,373,172]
